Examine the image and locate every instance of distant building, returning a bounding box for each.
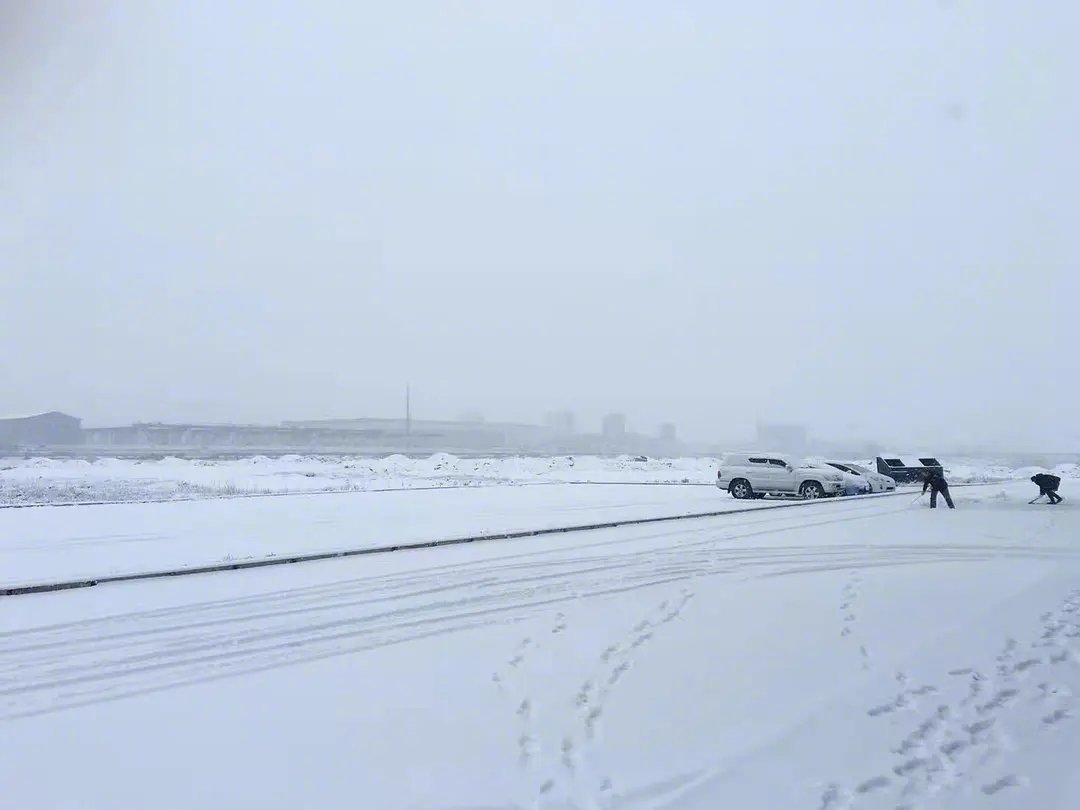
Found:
[659,422,677,442]
[545,411,576,434]
[283,416,551,451]
[602,413,627,438]
[0,412,83,448]
[756,423,807,453]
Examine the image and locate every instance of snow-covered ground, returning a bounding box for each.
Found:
[0,483,775,588]
[2,453,1077,506]
[0,454,716,505]
[1,479,1078,809]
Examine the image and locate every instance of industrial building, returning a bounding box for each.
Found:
[21,411,684,457]
[282,417,555,452]
[0,412,83,449]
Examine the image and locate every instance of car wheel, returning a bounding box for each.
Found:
[729,479,754,500]
[800,481,826,499]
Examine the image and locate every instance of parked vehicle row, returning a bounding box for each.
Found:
[716,454,898,500]
[825,462,897,493]
[716,454,846,500]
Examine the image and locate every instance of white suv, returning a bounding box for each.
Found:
[716,453,845,499]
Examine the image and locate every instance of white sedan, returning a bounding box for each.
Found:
[827,461,897,493]
[810,463,871,495]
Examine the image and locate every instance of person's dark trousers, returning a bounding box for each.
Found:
[930,484,955,509]
[1044,488,1063,504]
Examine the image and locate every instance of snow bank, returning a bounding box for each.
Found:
[0,454,719,506]
[0,453,1069,506]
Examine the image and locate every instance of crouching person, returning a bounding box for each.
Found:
[1031,473,1064,505]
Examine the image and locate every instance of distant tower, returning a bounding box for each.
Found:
[405,384,412,436]
[545,411,576,434]
[659,422,677,442]
[602,413,626,438]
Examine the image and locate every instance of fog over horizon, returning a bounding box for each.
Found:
[2,3,1078,450]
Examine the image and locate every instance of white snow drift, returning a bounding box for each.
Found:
[2,453,1075,506]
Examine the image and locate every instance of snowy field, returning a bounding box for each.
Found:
[0,455,716,506]
[1,478,1078,809]
[2,453,1076,506]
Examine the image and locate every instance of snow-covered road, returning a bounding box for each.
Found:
[1,482,1078,809]
[0,483,773,587]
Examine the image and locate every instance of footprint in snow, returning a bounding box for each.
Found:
[964,717,996,738]
[940,739,970,757]
[977,688,1019,715]
[981,775,1021,795]
[575,681,593,709]
[608,661,631,686]
[893,757,929,777]
[1012,657,1041,675]
[1050,649,1071,665]
[585,706,603,739]
[868,702,897,718]
[1042,708,1070,726]
[1035,682,1072,701]
[560,737,576,774]
[817,783,846,810]
[518,733,537,767]
[855,775,890,794]
[508,638,532,668]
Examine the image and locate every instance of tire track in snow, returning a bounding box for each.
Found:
[1,494,905,595]
[2,519,1078,722]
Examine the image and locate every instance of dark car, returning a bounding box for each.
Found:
[875,456,944,485]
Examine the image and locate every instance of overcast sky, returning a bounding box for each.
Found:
[2,1,1077,449]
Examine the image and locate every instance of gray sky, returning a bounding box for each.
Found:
[2,1,1078,449]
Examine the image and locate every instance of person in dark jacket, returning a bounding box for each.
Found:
[922,468,955,509]
[1031,473,1064,504]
